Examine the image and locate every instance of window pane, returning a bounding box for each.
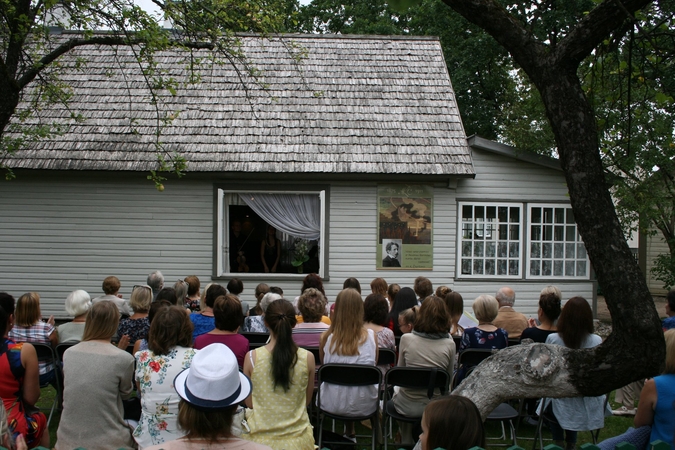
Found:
[543,225,552,241]
[497,259,507,275]
[576,260,587,276]
[462,241,472,257]
[498,242,508,257]
[510,207,520,223]
[485,242,496,258]
[499,224,508,240]
[531,225,541,241]
[566,226,576,241]
[566,208,575,224]
[565,243,575,258]
[565,261,575,276]
[473,260,484,275]
[462,259,472,274]
[543,208,553,223]
[510,224,520,240]
[462,223,473,239]
[475,206,484,220]
[530,260,540,276]
[577,244,587,259]
[531,207,541,224]
[474,241,484,257]
[542,243,552,258]
[554,260,563,276]
[509,260,519,275]
[554,243,564,259]
[485,224,496,240]
[542,260,552,276]
[463,204,473,220]
[555,208,565,224]
[498,207,508,223]
[485,259,495,275]
[554,226,564,241]
[531,242,541,258]
[474,223,484,239]
[509,242,519,257]
[487,206,496,220]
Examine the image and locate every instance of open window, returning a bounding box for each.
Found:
[216,188,327,278]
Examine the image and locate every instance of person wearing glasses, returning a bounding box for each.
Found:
[92,276,132,318]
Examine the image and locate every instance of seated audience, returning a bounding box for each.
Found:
[521,286,561,343]
[56,301,135,449]
[147,270,164,301]
[342,277,361,293]
[388,283,400,312]
[156,287,178,305]
[58,290,92,343]
[117,284,152,345]
[370,277,388,308]
[194,295,249,367]
[134,305,197,448]
[543,297,607,450]
[133,300,173,355]
[250,283,270,317]
[242,293,281,333]
[436,287,464,336]
[173,279,189,307]
[295,274,326,314]
[243,300,315,450]
[9,292,58,386]
[183,275,201,312]
[599,329,675,450]
[393,296,455,445]
[92,275,133,317]
[145,344,271,450]
[0,294,50,448]
[493,286,528,339]
[292,288,330,347]
[419,396,485,450]
[364,293,396,351]
[663,289,675,331]
[387,287,419,336]
[190,284,226,340]
[319,288,378,439]
[269,286,284,296]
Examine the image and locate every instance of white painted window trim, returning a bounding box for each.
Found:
[456,202,524,279]
[525,203,590,280]
[216,188,326,279]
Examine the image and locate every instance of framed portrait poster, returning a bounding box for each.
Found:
[377,185,433,269]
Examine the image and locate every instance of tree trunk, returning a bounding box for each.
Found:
[442,0,665,417]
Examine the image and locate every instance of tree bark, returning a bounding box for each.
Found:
[443,0,665,416]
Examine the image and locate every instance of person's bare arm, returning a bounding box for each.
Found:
[48,327,59,348]
[634,379,656,428]
[305,351,316,407]
[243,350,255,408]
[132,339,141,356]
[20,343,41,405]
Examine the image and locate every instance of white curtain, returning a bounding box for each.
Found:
[239,193,321,240]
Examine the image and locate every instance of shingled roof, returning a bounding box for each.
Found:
[4,33,474,175]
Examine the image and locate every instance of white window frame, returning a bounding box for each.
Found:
[456,202,523,279]
[526,204,590,279]
[216,188,327,279]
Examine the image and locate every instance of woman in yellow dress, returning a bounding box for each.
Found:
[243,299,315,450]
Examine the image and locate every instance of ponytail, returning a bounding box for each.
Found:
[265,299,298,391]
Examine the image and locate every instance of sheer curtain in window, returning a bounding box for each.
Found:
[239,193,321,240]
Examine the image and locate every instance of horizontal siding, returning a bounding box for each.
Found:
[458,148,570,201]
[0,174,215,317]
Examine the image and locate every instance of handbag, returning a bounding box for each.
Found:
[231,406,251,436]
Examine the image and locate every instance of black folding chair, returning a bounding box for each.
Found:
[316,363,382,450]
[241,332,270,348]
[30,342,60,426]
[381,366,450,450]
[377,348,397,366]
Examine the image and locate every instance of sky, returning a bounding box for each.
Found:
[133,0,312,19]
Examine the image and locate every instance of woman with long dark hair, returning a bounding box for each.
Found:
[387,287,419,336]
[544,297,607,450]
[243,299,315,450]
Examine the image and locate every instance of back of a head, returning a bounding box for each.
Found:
[444,291,464,319]
[472,295,499,323]
[156,287,179,306]
[148,300,172,323]
[414,276,433,299]
[65,290,92,317]
[226,278,244,296]
[15,292,41,327]
[370,278,388,296]
[205,284,227,309]
[424,396,485,450]
[302,273,325,295]
[214,295,244,332]
[102,276,121,295]
[130,285,153,313]
[147,270,164,292]
[557,296,594,349]
[665,329,675,374]
[388,283,400,303]
[255,283,270,300]
[0,292,15,317]
[264,299,298,391]
[495,287,516,307]
[269,286,284,296]
[185,275,200,297]
[364,293,389,326]
[415,296,450,334]
[342,277,361,294]
[83,300,120,342]
[298,288,327,323]
[435,285,452,299]
[392,287,418,315]
[173,280,189,303]
[328,288,364,355]
[539,292,562,323]
[260,293,283,313]
[148,305,193,355]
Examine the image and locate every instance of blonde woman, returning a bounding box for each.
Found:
[319,288,378,439]
[117,284,152,344]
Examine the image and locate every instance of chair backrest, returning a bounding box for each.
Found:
[457,348,494,367]
[377,348,397,366]
[29,342,56,362]
[55,342,77,362]
[508,337,521,346]
[317,363,382,387]
[384,367,450,398]
[452,335,462,349]
[241,332,270,345]
[301,346,321,365]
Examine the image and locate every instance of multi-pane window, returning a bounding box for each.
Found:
[457,202,589,279]
[459,203,522,277]
[528,205,588,278]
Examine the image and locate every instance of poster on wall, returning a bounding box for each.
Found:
[377,185,433,270]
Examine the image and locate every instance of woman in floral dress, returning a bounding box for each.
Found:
[134,305,196,449]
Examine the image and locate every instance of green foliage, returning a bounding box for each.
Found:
[652,251,675,289]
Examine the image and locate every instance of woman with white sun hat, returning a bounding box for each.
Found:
[145,344,272,450]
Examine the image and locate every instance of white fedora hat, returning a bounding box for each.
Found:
[174,343,251,409]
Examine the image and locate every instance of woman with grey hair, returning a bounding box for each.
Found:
[58,290,92,343]
[292,288,330,347]
[242,293,282,333]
